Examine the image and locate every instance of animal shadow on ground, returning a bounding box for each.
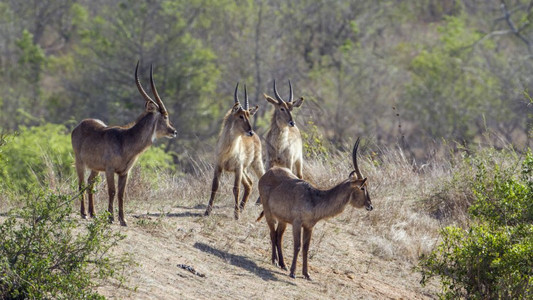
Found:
[193,242,293,284]
[133,211,204,218]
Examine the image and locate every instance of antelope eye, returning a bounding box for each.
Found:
[280,108,285,111]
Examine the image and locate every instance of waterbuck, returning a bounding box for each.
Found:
[71,62,177,226]
[204,83,265,219]
[257,138,373,280]
[264,80,304,179]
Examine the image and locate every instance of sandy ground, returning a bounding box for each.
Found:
[96,200,438,300]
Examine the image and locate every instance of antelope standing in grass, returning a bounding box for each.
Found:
[257,138,373,280]
[264,80,304,179]
[204,83,264,219]
[71,62,177,226]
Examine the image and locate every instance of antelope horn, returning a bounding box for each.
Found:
[234,82,240,104]
[244,84,249,110]
[135,61,158,108]
[352,137,364,179]
[273,79,285,103]
[150,65,168,116]
[288,80,293,102]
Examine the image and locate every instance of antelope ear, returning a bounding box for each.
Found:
[145,100,159,112]
[249,105,259,116]
[293,96,304,108]
[264,94,279,105]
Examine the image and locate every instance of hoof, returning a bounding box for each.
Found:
[120,221,127,227]
[280,265,287,271]
[81,214,87,219]
[304,274,312,281]
[289,273,295,279]
[204,209,211,217]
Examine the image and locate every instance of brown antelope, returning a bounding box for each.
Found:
[71,62,177,226]
[264,80,304,179]
[204,83,264,220]
[257,138,373,280]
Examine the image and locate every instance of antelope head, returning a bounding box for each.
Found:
[264,80,304,128]
[231,83,258,137]
[135,61,177,139]
[348,138,373,211]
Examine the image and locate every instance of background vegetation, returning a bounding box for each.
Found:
[0,0,532,298]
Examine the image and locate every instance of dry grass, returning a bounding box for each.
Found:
[8,144,512,299]
[57,145,458,299]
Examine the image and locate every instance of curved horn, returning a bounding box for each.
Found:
[150,65,168,115]
[352,137,363,179]
[244,84,249,110]
[135,61,158,107]
[273,79,285,103]
[288,80,293,102]
[234,82,240,104]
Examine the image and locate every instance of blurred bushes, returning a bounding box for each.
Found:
[419,150,533,299]
[0,124,175,195]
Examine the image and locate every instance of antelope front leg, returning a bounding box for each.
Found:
[76,165,86,219]
[302,226,314,280]
[204,166,222,216]
[87,170,99,218]
[295,159,303,179]
[289,221,302,279]
[117,173,129,226]
[232,168,243,220]
[239,173,252,211]
[105,169,116,223]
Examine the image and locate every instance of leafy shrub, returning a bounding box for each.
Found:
[0,124,73,192]
[0,124,175,194]
[0,189,131,299]
[301,120,330,160]
[419,150,533,299]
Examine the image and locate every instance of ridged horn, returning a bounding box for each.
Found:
[135,61,158,108]
[288,80,293,102]
[150,65,168,115]
[273,79,285,103]
[352,137,363,179]
[244,84,249,110]
[234,82,240,104]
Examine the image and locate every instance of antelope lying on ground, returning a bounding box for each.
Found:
[71,62,177,226]
[204,83,265,219]
[257,138,373,280]
[264,80,304,178]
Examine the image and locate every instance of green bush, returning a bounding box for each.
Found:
[419,150,533,299]
[0,124,175,194]
[0,189,131,299]
[0,124,73,192]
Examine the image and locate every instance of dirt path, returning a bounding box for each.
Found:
[97,203,437,299]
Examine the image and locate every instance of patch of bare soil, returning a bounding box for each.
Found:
[97,201,437,299]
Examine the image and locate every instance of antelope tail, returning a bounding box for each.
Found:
[256,211,264,222]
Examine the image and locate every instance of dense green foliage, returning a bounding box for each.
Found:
[419,150,533,299]
[0,189,130,299]
[0,125,174,194]
[0,0,531,162]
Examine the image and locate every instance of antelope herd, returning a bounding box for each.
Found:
[71,62,373,280]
